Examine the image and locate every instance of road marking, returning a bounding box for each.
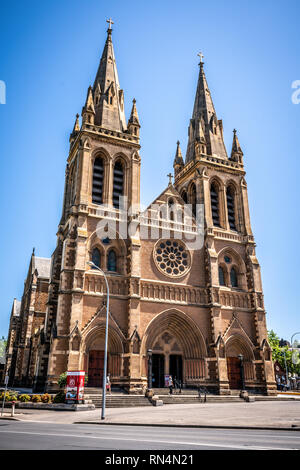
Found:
[0,429,296,450]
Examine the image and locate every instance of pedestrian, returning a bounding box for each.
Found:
[106,374,111,395]
[168,375,173,395]
[174,377,178,394]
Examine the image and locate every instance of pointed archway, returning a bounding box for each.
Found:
[225,334,255,389]
[142,309,207,387]
[83,325,124,387]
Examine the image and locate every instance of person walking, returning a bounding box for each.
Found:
[106,374,111,395]
[168,375,173,395]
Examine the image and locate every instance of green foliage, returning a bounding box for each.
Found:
[53,391,66,403]
[41,393,52,403]
[31,394,42,403]
[19,394,31,402]
[268,330,300,376]
[58,372,67,389]
[0,391,18,401]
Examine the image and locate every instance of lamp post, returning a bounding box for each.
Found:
[279,339,290,389]
[291,332,300,348]
[87,261,109,420]
[147,349,153,390]
[238,354,245,391]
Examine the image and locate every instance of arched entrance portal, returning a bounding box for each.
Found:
[143,310,207,387]
[151,332,183,387]
[225,335,254,390]
[84,326,123,387]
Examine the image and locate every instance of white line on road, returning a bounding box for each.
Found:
[0,429,295,450]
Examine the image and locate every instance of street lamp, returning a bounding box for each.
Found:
[87,261,109,420]
[291,332,300,348]
[147,349,153,390]
[238,354,245,391]
[279,339,290,389]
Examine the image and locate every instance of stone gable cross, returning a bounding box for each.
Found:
[167,173,173,185]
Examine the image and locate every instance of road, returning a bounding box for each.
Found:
[0,421,299,450]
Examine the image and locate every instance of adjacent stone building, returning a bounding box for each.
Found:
[6,24,276,394]
[5,251,51,387]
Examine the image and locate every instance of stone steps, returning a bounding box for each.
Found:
[85,394,152,408]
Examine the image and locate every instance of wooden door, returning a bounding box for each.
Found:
[88,350,106,387]
[227,357,242,389]
[152,354,165,388]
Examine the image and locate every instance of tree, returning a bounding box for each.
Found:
[268,330,300,376]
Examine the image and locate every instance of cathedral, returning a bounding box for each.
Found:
[5,23,276,395]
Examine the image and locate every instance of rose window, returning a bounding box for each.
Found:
[154,240,190,277]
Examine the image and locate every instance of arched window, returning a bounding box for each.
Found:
[210,182,220,227]
[112,160,124,209]
[92,156,104,204]
[226,186,236,230]
[168,198,174,221]
[181,190,188,204]
[107,250,117,272]
[219,266,226,286]
[190,183,196,217]
[230,267,238,287]
[92,248,101,268]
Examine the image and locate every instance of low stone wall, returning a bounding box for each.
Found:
[16,403,95,411]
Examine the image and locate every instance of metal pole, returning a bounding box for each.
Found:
[101,271,109,420]
[238,354,245,391]
[147,349,152,390]
[1,378,8,416]
[283,350,289,390]
[87,262,109,420]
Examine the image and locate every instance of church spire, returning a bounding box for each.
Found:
[127,98,140,137]
[173,140,184,177]
[185,55,227,163]
[230,128,243,164]
[92,21,127,132]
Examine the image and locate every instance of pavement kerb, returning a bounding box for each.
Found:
[73,421,300,431]
[0,416,21,421]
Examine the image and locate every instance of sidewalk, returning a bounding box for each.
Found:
[2,400,300,430]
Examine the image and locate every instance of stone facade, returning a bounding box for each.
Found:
[6,25,276,395]
[5,253,51,387]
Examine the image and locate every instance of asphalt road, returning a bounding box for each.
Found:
[0,421,300,450]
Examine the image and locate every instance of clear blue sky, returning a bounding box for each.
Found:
[0,0,299,341]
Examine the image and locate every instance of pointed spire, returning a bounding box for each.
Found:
[73,113,80,133]
[129,98,140,126]
[173,140,184,166]
[92,22,127,131]
[70,113,80,145]
[127,98,140,137]
[186,57,227,163]
[230,128,243,164]
[173,141,184,176]
[84,86,95,113]
[81,86,95,125]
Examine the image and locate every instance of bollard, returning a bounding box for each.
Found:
[11,402,15,417]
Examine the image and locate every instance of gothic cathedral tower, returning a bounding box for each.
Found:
[34,26,275,395]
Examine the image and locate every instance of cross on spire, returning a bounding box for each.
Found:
[106,18,114,29]
[167,173,173,185]
[198,51,204,64]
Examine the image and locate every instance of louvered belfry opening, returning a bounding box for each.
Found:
[92,157,104,204]
[210,183,220,227]
[113,160,124,208]
[190,184,196,217]
[227,186,236,230]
